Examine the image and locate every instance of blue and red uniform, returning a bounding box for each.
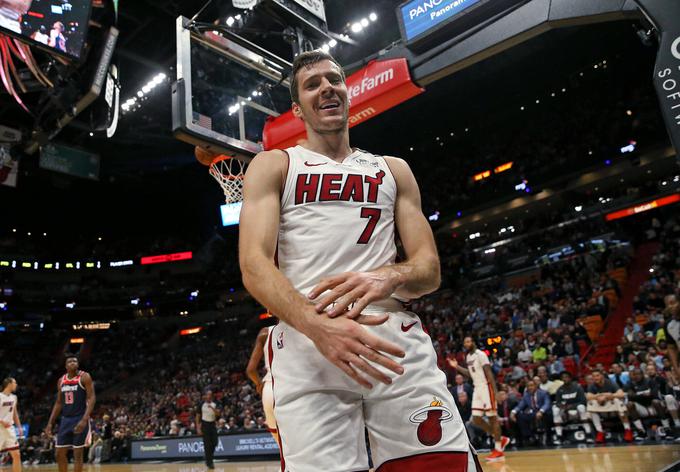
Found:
[56,371,91,448]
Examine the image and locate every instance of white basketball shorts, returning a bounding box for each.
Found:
[0,425,18,452]
[268,301,478,472]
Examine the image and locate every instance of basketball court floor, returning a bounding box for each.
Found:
[14,444,679,472]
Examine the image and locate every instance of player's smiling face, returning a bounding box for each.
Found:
[293,59,348,133]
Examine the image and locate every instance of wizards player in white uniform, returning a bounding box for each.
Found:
[45,355,95,472]
[450,337,509,462]
[0,378,22,472]
[246,325,278,443]
[239,50,477,471]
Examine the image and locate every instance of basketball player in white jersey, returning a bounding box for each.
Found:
[0,378,23,472]
[238,50,477,471]
[449,337,509,462]
[0,0,31,34]
[246,325,279,443]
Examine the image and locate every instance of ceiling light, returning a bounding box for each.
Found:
[369,12,377,21]
[351,22,362,33]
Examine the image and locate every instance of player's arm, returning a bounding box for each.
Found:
[45,378,63,436]
[74,373,95,433]
[612,387,625,400]
[483,364,498,397]
[309,156,440,318]
[447,358,470,377]
[239,151,405,389]
[246,327,268,394]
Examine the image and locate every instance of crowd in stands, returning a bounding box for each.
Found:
[436,216,680,448]
[3,211,679,466]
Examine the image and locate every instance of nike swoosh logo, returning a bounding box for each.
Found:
[401,321,417,332]
[304,161,326,167]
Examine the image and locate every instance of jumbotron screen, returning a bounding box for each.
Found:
[0,0,91,60]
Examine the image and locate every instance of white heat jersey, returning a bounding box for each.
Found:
[0,393,17,425]
[278,145,397,296]
[466,349,490,388]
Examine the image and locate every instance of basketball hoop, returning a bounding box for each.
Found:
[195,147,246,203]
[209,155,246,204]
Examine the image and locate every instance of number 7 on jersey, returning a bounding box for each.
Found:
[357,207,381,244]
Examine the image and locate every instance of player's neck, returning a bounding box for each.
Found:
[303,129,352,162]
[1,389,10,395]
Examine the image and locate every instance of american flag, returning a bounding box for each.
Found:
[193,112,213,130]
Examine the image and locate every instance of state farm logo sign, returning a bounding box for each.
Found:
[347,68,395,102]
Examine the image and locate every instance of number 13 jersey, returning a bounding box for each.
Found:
[59,371,87,417]
[278,145,397,296]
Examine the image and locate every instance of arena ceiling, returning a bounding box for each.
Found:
[0,0,663,240]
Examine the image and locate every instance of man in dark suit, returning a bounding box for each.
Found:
[510,380,550,445]
[451,374,473,406]
[496,389,519,441]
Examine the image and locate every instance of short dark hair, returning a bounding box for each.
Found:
[2,378,15,389]
[289,50,345,104]
[65,353,79,362]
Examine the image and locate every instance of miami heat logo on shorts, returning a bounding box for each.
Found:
[276,331,284,349]
[409,397,454,446]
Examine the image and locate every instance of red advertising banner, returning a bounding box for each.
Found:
[140,251,193,265]
[262,58,424,150]
[605,194,680,221]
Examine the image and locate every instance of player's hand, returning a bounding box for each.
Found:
[74,421,86,434]
[536,411,543,421]
[308,269,403,320]
[256,382,264,396]
[44,425,53,438]
[18,426,24,438]
[447,358,458,369]
[510,412,517,422]
[301,313,405,389]
[197,426,202,435]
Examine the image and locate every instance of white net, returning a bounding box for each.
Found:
[209,157,246,204]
